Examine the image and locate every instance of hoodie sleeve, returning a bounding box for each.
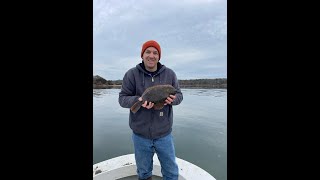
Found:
[171,71,183,106]
[119,70,140,108]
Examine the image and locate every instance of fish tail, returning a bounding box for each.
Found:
[130,101,143,113]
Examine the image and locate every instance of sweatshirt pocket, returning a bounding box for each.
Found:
[157,106,171,123]
[130,109,151,133]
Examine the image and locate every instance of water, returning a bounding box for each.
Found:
[93,88,227,180]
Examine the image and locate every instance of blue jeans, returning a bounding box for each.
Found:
[132,133,179,180]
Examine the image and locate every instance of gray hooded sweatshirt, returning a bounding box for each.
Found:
[119,63,183,139]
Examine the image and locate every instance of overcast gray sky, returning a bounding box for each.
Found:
[93,0,227,80]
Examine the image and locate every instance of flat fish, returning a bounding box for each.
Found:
[130,84,177,113]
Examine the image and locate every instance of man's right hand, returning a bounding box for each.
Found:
[139,97,154,109]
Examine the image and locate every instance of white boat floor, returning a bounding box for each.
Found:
[93,154,215,180]
[118,175,162,180]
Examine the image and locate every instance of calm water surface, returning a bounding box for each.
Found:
[93,88,227,180]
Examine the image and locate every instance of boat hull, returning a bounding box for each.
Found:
[93,154,215,180]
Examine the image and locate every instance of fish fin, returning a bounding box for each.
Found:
[153,103,165,110]
[130,101,143,113]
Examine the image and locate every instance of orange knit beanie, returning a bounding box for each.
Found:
[141,40,161,60]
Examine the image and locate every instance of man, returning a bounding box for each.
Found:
[119,40,183,180]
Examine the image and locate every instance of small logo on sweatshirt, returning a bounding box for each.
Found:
[160,112,163,116]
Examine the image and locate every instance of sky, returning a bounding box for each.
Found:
[93,0,227,80]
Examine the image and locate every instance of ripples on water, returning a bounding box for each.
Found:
[93,89,118,97]
[181,88,226,97]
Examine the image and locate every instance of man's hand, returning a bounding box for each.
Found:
[139,97,154,109]
[164,95,176,105]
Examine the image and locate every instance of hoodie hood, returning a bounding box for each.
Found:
[136,62,166,86]
[137,62,165,75]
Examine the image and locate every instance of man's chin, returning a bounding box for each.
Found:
[147,63,155,68]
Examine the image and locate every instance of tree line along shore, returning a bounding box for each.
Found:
[93,75,227,89]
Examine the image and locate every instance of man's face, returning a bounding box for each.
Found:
[142,47,159,70]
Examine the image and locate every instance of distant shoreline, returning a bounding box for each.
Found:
[93,75,227,89]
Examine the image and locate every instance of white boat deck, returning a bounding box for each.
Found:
[93,154,215,180]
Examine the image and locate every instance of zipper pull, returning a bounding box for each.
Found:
[152,76,154,82]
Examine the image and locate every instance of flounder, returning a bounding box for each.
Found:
[130,84,177,113]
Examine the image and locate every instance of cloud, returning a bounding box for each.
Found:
[93,0,227,80]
